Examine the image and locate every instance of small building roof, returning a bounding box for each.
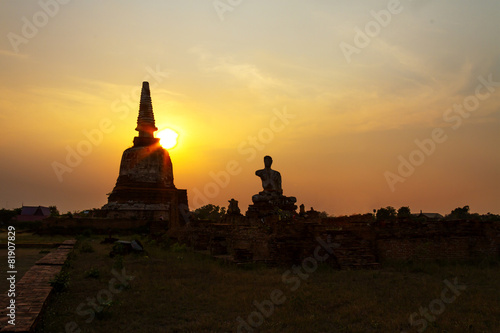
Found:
[412,212,444,220]
[20,206,51,216]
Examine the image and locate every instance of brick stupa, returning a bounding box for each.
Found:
[102,82,188,224]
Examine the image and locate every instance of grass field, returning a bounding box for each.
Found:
[31,234,500,333]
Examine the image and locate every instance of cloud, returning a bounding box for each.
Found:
[0,49,29,59]
[189,46,283,90]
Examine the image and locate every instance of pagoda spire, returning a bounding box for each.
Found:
[133,81,159,147]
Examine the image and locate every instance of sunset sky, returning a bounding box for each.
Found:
[1,0,499,216]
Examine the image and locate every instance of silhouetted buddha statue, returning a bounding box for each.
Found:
[248,155,297,217]
[256,155,282,193]
[252,156,293,203]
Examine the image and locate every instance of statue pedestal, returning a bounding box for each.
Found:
[246,191,297,218]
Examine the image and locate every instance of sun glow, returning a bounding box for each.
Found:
[157,128,179,149]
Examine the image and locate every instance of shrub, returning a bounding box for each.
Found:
[170,242,187,253]
[149,232,172,249]
[79,242,94,253]
[113,255,124,270]
[82,229,92,238]
[84,267,100,279]
[95,300,119,320]
[110,242,127,257]
[50,271,70,292]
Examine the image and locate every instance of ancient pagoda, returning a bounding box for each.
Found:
[102,82,188,225]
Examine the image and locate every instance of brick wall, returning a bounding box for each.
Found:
[375,220,500,261]
[39,217,150,234]
[179,217,500,267]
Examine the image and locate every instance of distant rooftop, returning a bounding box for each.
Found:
[412,212,444,220]
[16,205,51,221]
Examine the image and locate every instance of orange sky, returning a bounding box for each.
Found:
[0,1,499,215]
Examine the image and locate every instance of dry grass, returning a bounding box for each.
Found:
[0,231,70,244]
[36,236,500,333]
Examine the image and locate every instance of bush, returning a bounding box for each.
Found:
[113,255,124,270]
[82,229,92,238]
[95,300,119,320]
[79,242,94,253]
[148,232,172,249]
[50,271,70,292]
[110,242,127,257]
[84,267,100,279]
[191,204,226,222]
[170,242,187,253]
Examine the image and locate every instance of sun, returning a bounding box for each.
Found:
[157,128,179,149]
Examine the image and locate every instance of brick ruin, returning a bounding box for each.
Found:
[169,156,500,268]
[172,213,500,268]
